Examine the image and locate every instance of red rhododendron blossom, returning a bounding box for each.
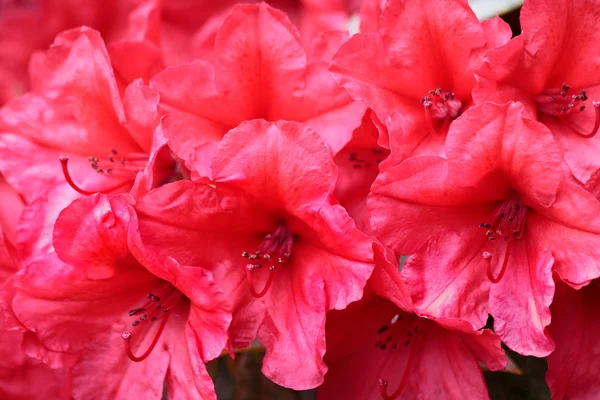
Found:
[6,193,231,399]
[0,27,174,263]
[133,120,375,389]
[474,0,600,186]
[330,0,512,166]
[150,3,366,179]
[370,102,600,356]
[334,110,389,232]
[319,239,503,400]
[546,280,600,399]
[319,295,506,400]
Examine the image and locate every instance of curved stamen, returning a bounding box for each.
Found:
[122,314,170,362]
[378,335,419,400]
[422,102,438,136]
[487,240,512,284]
[246,264,276,298]
[561,101,600,139]
[59,156,95,196]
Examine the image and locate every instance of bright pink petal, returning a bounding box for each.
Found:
[108,0,164,85]
[212,120,337,213]
[260,204,374,389]
[213,4,307,118]
[11,253,156,362]
[153,3,361,175]
[162,258,231,361]
[134,181,272,347]
[547,281,600,400]
[461,329,507,372]
[0,314,65,400]
[330,0,511,155]
[164,318,217,400]
[320,296,501,400]
[0,174,23,246]
[70,328,169,400]
[369,156,502,255]
[401,230,491,331]
[529,182,600,287]
[368,242,414,313]
[122,79,161,153]
[446,102,563,208]
[519,0,600,88]
[380,0,485,99]
[330,33,416,130]
[28,28,136,150]
[334,111,388,231]
[53,194,133,280]
[487,236,555,356]
[16,184,81,264]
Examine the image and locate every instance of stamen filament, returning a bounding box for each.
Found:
[246,265,276,298]
[379,334,419,400]
[422,104,438,137]
[59,156,95,196]
[487,240,512,284]
[122,314,170,362]
[561,102,600,139]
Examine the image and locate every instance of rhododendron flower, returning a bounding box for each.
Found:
[5,193,231,399]
[133,120,374,389]
[150,2,366,178]
[330,0,512,165]
[474,0,600,186]
[369,102,600,356]
[0,27,173,263]
[318,239,505,400]
[546,280,600,399]
[319,294,506,400]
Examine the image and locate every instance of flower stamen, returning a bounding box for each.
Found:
[377,317,421,400]
[122,285,182,362]
[242,224,293,298]
[478,194,527,284]
[421,88,462,135]
[535,83,600,138]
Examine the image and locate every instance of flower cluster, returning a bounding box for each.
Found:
[0,0,598,399]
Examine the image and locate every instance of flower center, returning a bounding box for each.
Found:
[242,223,293,298]
[478,194,527,283]
[535,83,600,138]
[376,313,422,400]
[121,283,183,362]
[348,148,386,169]
[59,148,149,195]
[421,88,463,135]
